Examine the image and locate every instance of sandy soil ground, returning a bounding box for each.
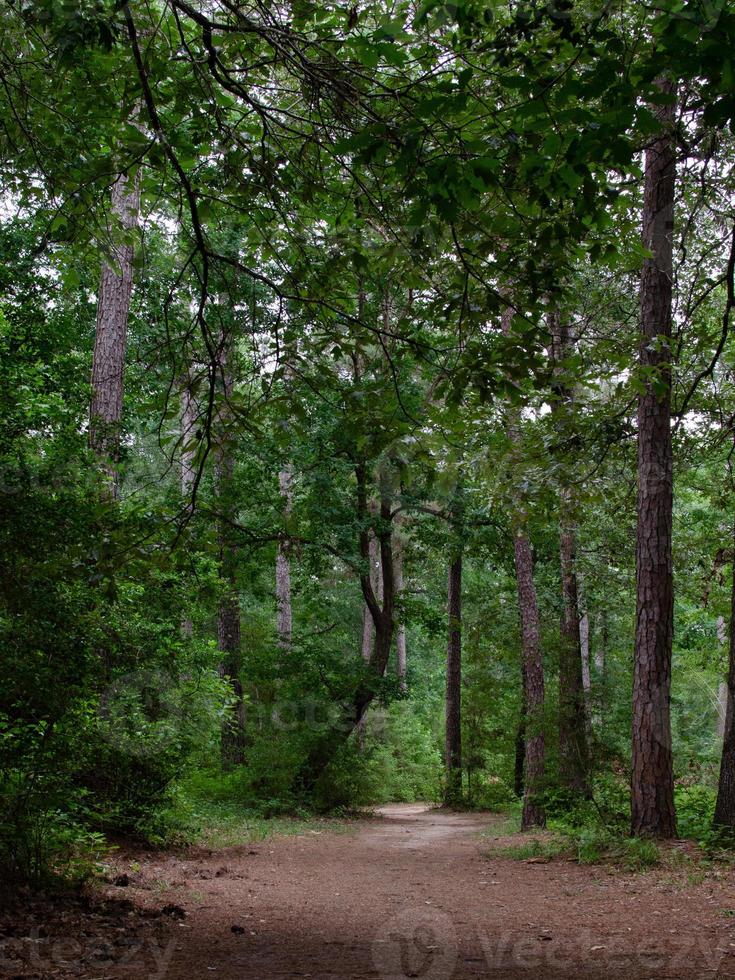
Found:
[3,803,735,978]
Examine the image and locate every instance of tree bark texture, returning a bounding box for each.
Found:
[393,524,408,694]
[445,549,463,806]
[276,464,294,648]
[215,336,245,768]
[503,306,546,828]
[514,533,546,829]
[180,371,197,638]
[714,522,735,829]
[89,170,141,493]
[550,314,591,798]
[631,79,677,839]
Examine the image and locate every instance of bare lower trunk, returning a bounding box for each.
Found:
[215,337,245,768]
[276,464,294,648]
[514,663,527,799]
[550,314,590,798]
[445,549,462,806]
[715,531,735,828]
[89,170,140,494]
[180,372,197,638]
[394,530,407,694]
[580,612,591,699]
[594,610,607,729]
[631,79,677,839]
[718,616,728,739]
[503,306,545,828]
[558,504,591,796]
[514,533,546,829]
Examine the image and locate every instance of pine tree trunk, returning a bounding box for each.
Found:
[550,315,591,798]
[215,336,245,768]
[714,523,735,828]
[514,533,546,829]
[276,464,293,648]
[394,528,408,694]
[594,610,607,729]
[503,306,545,828]
[514,662,526,799]
[180,371,197,638]
[631,79,677,839]
[89,170,140,494]
[445,548,462,806]
[558,507,591,797]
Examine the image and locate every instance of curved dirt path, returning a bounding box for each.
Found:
[11,804,735,978]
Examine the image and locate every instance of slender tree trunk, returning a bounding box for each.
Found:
[550,315,591,799]
[594,610,607,729]
[631,79,677,839]
[445,545,463,806]
[215,336,245,768]
[503,306,546,828]
[715,531,735,828]
[89,170,140,494]
[276,464,293,648]
[180,371,197,638]
[558,507,591,797]
[514,663,527,799]
[394,525,408,694]
[717,616,728,739]
[514,533,546,829]
[580,611,591,700]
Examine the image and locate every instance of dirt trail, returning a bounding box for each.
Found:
[7,804,735,978]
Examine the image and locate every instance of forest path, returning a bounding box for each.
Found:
[15,803,735,979]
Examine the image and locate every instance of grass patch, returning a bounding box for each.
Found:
[181,799,351,848]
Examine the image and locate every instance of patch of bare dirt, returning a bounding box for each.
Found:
[4,804,735,978]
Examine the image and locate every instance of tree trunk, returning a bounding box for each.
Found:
[276,464,294,648]
[514,663,527,799]
[717,616,728,739]
[180,371,197,638]
[580,612,591,700]
[593,609,607,729]
[394,526,408,694]
[503,306,545,828]
[445,546,462,806]
[89,170,140,494]
[514,533,546,829]
[215,335,245,768]
[550,315,591,799]
[631,79,677,839]
[714,523,735,828]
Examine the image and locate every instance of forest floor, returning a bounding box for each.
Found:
[4,803,735,978]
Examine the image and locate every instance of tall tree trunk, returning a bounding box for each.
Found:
[503,306,546,828]
[514,663,527,799]
[580,611,591,701]
[180,371,197,638]
[717,616,728,739]
[394,523,408,694]
[89,169,140,494]
[594,609,607,729]
[714,526,735,829]
[215,335,245,768]
[445,551,463,805]
[514,533,546,829]
[276,464,293,648]
[354,465,394,725]
[631,79,677,839]
[550,315,591,799]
